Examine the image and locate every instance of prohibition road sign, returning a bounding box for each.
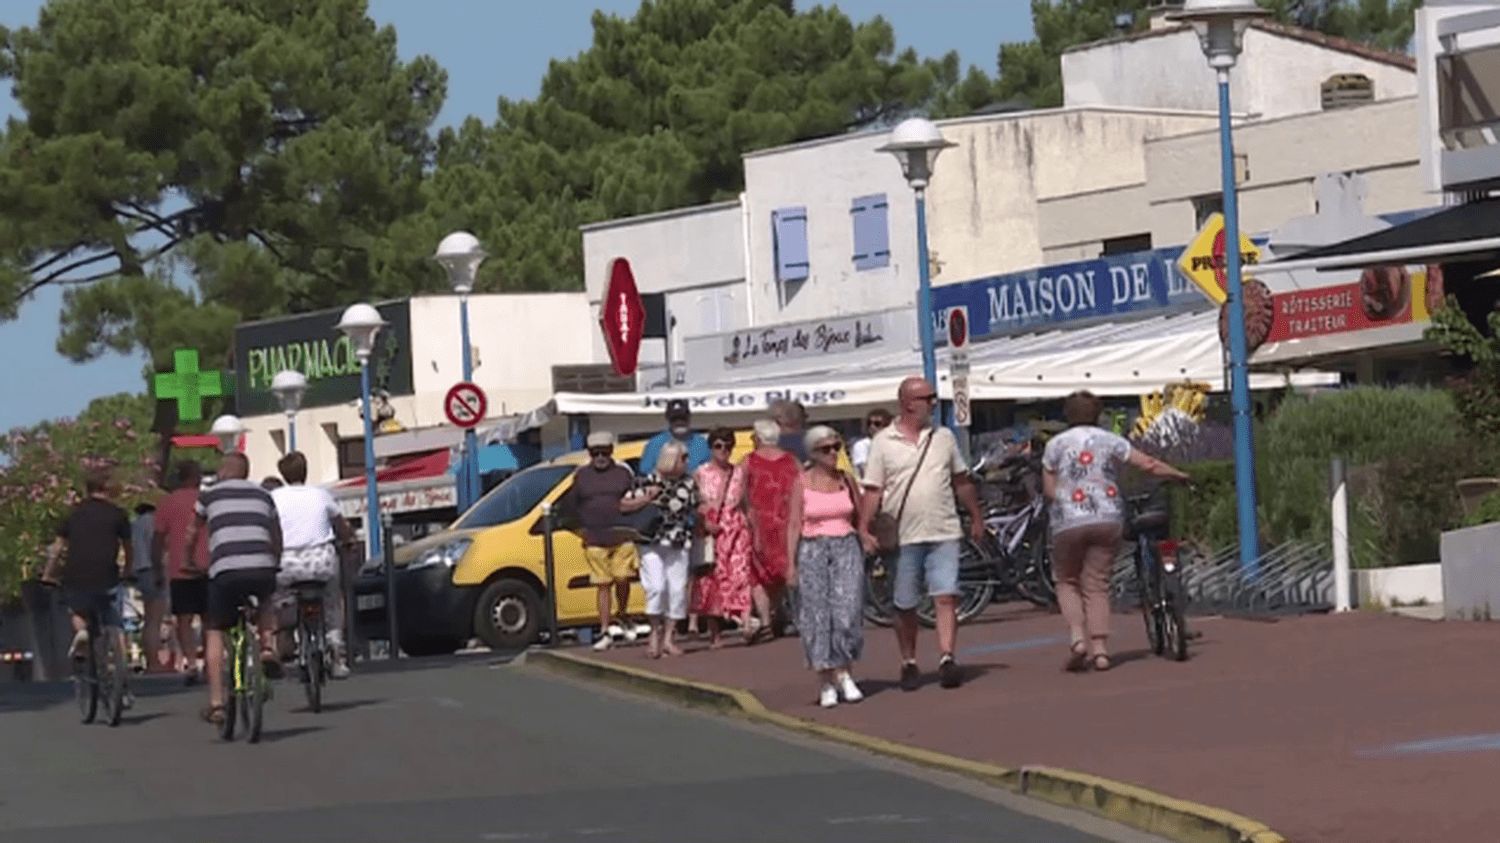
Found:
[444,381,487,429]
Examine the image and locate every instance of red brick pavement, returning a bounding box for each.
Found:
[582,605,1500,842]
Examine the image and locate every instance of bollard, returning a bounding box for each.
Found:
[1331,457,1352,612]
[541,502,560,647]
[382,515,400,658]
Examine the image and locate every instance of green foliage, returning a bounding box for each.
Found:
[1425,299,1500,437]
[994,0,1421,110]
[1462,492,1500,528]
[0,393,159,601]
[0,0,448,371]
[418,0,999,294]
[1167,460,1239,550]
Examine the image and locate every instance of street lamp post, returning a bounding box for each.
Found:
[879,118,956,391]
[338,303,388,561]
[434,232,486,513]
[1171,0,1269,573]
[271,369,307,452]
[209,414,244,454]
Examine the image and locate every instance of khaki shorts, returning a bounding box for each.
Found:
[585,543,638,585]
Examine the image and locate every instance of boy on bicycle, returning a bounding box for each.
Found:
[42,466,135,702]
[183,452,283,726]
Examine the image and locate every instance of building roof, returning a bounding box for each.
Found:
[1063,19,1416,72]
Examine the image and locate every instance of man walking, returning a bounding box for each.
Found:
[850,408,892,477]
[639,398,711,477]
[184,452,282,726]
[769,399,809,463]
[567,432,656,651]
[153,461,209,682]
[859,377,985,691]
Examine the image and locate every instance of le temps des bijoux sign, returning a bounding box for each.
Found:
[721,313,889,369]
[233,300,414,416]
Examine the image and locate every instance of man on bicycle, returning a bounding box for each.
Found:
[42,466,134,705]
[184,452,282,726]
[269,451,355,679]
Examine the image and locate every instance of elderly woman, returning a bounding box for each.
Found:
[742,418,800,644]
[786,425,866,708]
[692,427,753,649]
[1042,390,1189,672]
[632,440,700,658]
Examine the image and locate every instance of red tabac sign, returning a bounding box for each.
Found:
[601,258,646,376]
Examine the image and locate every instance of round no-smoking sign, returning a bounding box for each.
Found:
[444,381,487,429]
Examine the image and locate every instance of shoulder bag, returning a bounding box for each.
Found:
[869,430,934,558]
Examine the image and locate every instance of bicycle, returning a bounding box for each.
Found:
[1126,491,1189,662]
[291,580,331,713]
[219,598,270,743]
[72,592,128,727]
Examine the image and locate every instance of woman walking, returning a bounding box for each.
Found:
[742,419,800,644]
[786,426,866,708]
[692,428,753,648]
[633,441,700,658]
[1042,391,1189,672]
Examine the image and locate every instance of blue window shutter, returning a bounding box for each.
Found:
[772,206,810,283]
[851,193,890,270]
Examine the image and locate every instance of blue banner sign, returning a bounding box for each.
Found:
[932,246,1201,342]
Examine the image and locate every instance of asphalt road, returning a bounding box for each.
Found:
[1,654,1163,843]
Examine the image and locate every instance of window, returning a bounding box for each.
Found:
[454,464,572,529]
[1100,233,1152,256]
[1192,194,1223,229]
[850,193,890,270]
[771,206,810,283]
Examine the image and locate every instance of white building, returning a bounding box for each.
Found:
[234,292,595,493]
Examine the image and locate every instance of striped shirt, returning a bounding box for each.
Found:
[196,479,280,577]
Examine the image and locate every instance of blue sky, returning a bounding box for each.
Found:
[0,1,1032,431]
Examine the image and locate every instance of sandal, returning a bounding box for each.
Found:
[1064,643,1089,673]
[1092,654,1112,672]
[201,704,226,725]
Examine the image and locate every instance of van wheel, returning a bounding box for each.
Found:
[473,579,542,651]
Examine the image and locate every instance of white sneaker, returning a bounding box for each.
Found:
[819,684,839,709]
[836,672,864,703]
[623,625,640,643]
[69,629,89,659]
[592,634,614,652]
[606,623,624,639]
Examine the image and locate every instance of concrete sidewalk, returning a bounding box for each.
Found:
[570,604,1500,843]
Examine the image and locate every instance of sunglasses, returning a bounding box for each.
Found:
[587,448,613,457]
[813,443,842,455]
[868,419,890,430]
[710,441,733,451]
[911,393,938,403]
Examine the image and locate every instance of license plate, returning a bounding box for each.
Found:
[357,594,385,611]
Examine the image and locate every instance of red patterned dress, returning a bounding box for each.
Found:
[691,461,752,618]
[743,449,801,588]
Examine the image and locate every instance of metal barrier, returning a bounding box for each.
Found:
[1111,540,1334,617]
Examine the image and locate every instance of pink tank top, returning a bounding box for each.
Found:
[802,483,855,538]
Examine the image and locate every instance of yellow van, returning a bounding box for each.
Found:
[368,435,749,654]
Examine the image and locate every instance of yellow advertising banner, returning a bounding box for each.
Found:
[1178,213,1262,305]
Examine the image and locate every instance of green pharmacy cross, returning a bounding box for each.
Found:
[154,349,224,423]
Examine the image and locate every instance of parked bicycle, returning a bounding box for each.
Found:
[220,598,270,743]
[291,581,332,713]
[1126,490,1189,661]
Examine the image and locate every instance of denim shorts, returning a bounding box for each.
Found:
[893,540,961,611]
[63,587,124,629]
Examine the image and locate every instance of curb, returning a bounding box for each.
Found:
[527,649,1286,843]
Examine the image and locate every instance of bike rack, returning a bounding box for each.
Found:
[1112,540,1334,618]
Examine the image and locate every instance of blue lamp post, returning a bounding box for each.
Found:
[1171,0,1269,573]
[271,369,307,452]
[878,117,955,392]
[338,303,387,561]
[435,231,486,513]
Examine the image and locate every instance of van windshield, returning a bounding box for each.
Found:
[453,464,573,530]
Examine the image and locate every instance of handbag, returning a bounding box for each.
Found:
[694,466,733,576]
[870,429,935,558]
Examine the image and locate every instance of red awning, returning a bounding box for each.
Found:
[171,434,242,450]
[335,449,452,488]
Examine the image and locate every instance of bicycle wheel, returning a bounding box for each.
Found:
[1136,546,1165,656]
[1016,536,1057,609]
[301,614,323,714]
[75,635,98,725]
[100,631,127,727]
[863,556,896,627]
[1163,574,1189,662]
[244,643,265,744]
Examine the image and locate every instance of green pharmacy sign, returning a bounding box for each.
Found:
[153,348,224,422]
[233,301,413,416]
